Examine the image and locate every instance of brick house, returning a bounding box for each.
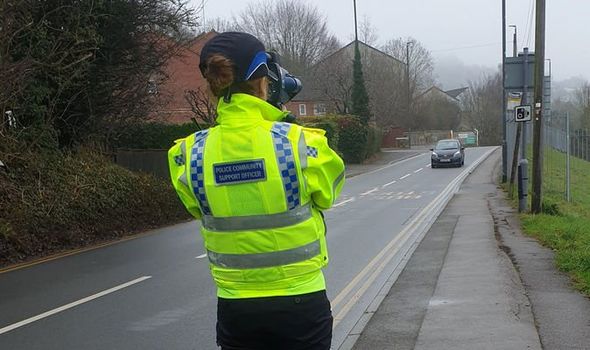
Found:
[151,31,217,124]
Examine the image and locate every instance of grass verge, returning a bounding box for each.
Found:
[518,147,590,295]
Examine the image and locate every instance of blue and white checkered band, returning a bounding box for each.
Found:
[306,146,318,158]
[190,130,211,215]
[271,122,300,210]
[174,155,185,166]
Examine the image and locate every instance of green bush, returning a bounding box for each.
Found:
[0,137,189,266]
[365,124,383,159]
[298,116,339,152]
[335,115,368,164]
[113,122,203,149]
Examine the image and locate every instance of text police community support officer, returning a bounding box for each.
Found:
[168,32,345,350]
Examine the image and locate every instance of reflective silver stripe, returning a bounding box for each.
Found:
[332,171,345,203]
[298,131,307,170]
[208,239,321,269]
[202,203,312,231]
[179,141,188,186]
[333,171,345,189]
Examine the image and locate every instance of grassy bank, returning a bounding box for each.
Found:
[519,147,590,295]
[0,138,189,267]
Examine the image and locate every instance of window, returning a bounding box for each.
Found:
[299,104,307,116]
[313,103,326,116]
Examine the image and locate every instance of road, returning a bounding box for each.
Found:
[0,147,494,350]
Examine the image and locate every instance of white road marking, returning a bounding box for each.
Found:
[360,187,379,196]
[426,164,431,168]
[333,197,355,208]
[195,254,207,259]
[400,174,411,180]
[382,180,397,188]
[414,168,424,173]
[0,276,152,335]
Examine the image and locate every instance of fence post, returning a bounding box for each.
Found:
[566,113,571,202]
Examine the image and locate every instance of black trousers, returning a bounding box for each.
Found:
[216,290,333,350]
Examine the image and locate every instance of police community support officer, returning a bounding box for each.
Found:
[168,32,345,350]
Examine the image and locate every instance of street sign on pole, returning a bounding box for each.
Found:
[515,105,532,122]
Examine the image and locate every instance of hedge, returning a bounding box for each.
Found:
[113,122,203,149]
[299,115,381,164]
[0,137,189,266]
[114,116,381,164]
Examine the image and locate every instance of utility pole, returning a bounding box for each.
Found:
[501,0,508,182]
[522,48,529,161]
[406,41,413,125]
[532,0,546,213]
[353,0,358,42]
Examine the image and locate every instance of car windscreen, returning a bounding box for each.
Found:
[435,141,459,150]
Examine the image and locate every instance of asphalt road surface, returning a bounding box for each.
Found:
[0,147,494,350]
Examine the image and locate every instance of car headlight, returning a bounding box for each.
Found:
[453,151,461,157]
[431,152,439,158]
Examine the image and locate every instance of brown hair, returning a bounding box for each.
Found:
[202,54,267,99]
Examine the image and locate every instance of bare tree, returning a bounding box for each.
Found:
[234,0,340,75]
[1,0,198,146]
[349,15,379,46]
[382,37,435,126]
[202,17,238,33]
[184,88,216,130]
[463,72,503,145]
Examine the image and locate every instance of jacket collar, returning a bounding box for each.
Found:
[216,93,288,126]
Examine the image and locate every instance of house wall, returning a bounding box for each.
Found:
[285,101,332,118]
[152,32,216,124]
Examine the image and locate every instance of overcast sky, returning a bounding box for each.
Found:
[192,0,590,84]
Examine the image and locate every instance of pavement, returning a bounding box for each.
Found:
[353,149,590,350]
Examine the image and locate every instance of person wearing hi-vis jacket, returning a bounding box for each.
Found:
[168,32,344,350]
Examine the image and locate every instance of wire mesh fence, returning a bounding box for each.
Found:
[542,114,590,204]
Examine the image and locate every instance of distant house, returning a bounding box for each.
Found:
[151,31,217,124]
[417,86,468,107]
[285,84,333,118]
[414,86,468,130]
[286,40,406,125]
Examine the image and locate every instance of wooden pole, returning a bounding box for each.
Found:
[531,0,546,213]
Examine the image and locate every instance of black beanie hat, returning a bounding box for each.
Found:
[199,32,269,83]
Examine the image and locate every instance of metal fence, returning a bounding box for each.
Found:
[115,149,169,179]
[540,114,590,203]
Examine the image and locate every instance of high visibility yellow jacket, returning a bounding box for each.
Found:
[168,93,345,299]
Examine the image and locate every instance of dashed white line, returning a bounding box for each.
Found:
[400,174,411,180]
[195,254,207,259]
[0,276,152,335]
[382,180,397,188]
[414,168,424,173]
[360,187,379,196]
[426,164,431,168]
[333,197,355,208]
